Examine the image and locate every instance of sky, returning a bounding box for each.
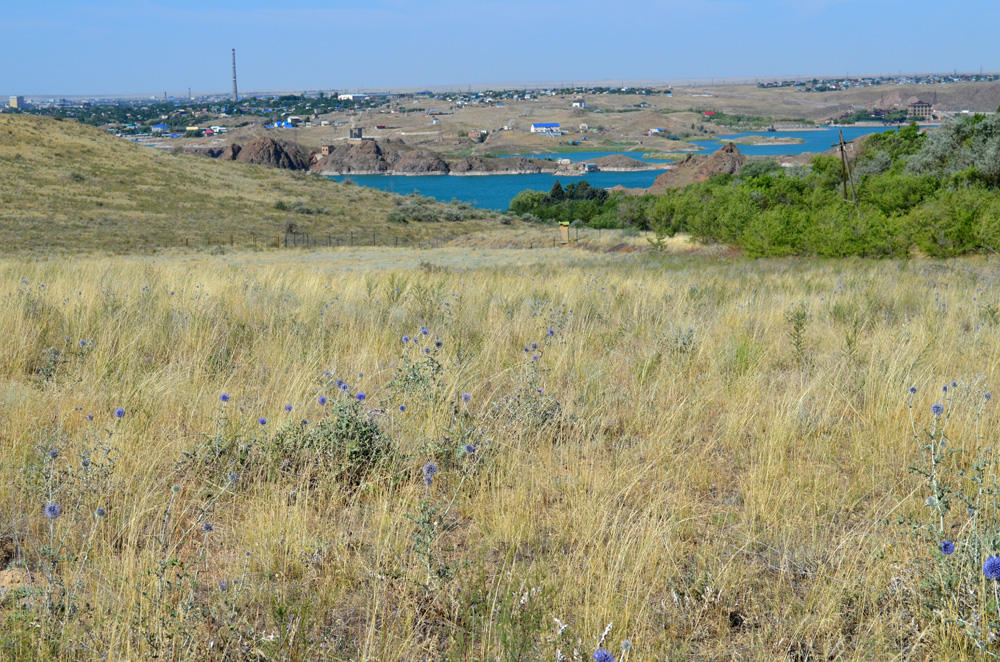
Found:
[2,0,998,96]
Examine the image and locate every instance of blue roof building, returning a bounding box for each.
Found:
[531,122,561,134]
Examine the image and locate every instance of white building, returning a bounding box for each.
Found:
[571,98,586,108]
[531,123,560,134]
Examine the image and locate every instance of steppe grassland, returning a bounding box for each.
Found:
[0,115,510,253]
[1,247,997,659]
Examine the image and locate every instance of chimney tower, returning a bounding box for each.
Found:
[232,49,239,102]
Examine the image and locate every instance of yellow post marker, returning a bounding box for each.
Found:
[559,221,570,244]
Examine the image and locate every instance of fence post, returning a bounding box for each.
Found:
[350,232,354,247]
[372,231,376,246]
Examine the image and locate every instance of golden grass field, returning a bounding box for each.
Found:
[2,244,999,660]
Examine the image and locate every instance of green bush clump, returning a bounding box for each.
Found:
[509,117,1000,257]
[182,402,394,488]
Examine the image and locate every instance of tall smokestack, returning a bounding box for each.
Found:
[232,49,239,102]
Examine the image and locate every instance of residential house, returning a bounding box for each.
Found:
[907,98,933,119]
[531,122,560,134]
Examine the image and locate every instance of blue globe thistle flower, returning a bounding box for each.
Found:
[422,462,438,477]
[530,342,539,350]
[81,458,90,468]
[424,347,431,355]
[465,444,475,455]
[79,339,87,347]
[323,369,331,376]
[220,393,230,402]
[548,329,555,336]
[258,417,267,425]
[402,335,411,344]
[44,503,62,520]
[219,580,228,592]
[424,475,433,486]
[532,355,539,362]
[229,472,240,483]
[114,407,125,418]
[942,385,948,393]
[318,396,327,406]
[931,402,944,416]
[48,449,58,459]
[909,386,917,394]
[952,381,958,388]
[461,393,471,403]
[95,507,106,518]
[202,521,214,533]
[399,405,407,412]
[65,337,70,343]
[435,340,443,349]
[985,556,1000,579]
[986,393,993,401]
[285,404,293,412]
[335,378,345,388]
[340,383,350,392]
[941,540,955,555]
[420,326,430,335]
[594,650,614,662]
[86,413,94,421]
[356,392,366,401]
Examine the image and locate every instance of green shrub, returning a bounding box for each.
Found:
[182,402,394,489]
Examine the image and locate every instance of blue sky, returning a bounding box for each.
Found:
[2,0,997,96]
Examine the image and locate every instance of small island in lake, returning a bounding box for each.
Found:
[718,135,807,146]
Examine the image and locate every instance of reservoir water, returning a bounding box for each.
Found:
[331,126,910,210]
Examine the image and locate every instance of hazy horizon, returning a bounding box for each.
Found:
[3,0,998,97]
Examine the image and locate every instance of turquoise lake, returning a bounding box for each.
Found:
[331,126,911,210]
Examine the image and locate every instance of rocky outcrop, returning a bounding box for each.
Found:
[231,136,311,170]
[586,154,666,171]
[646,142,747,192]
[450,155,557,175]
[180,136,309,170]
[388,149,450,175]
[312,140,393,174]
[186,133,580,176]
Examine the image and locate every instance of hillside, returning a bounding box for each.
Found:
[0,115,511,252]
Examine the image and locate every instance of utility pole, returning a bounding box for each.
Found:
[833,130,859,215]
[232,49,239,102]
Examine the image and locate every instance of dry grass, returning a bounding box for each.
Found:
[0,115,514,253]
[0,248,998,659]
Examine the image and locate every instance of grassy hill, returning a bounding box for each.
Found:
[0,115,512,252]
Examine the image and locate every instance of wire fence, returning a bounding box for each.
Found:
[174,227,649,251]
